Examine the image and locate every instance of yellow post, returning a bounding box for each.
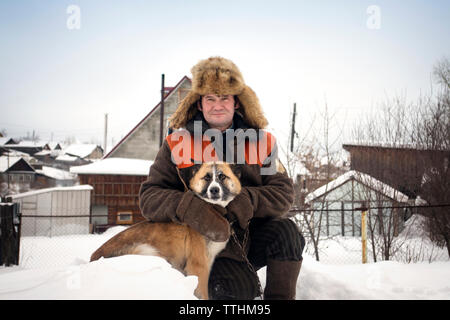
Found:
[361,210,367,264]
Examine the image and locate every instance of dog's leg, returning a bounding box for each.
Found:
[184,230,211,300]
[185,256,210,300]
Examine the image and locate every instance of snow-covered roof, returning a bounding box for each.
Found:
[8,184,94,199]
[305,170,409,203]
[0,156,33,173]
[10,140,49,148]
[36,166,77,180]
[63,144,100,159]
[70,157,153,176]
[56,154,80,162]
[9,185,93,200]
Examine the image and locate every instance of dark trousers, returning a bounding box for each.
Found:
[208,217,305,300]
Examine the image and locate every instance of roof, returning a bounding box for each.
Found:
[104,76,191,159]
[70,157,153,176]
[305,170,409,203]
[64,144,100,158]
[35,166,77,180]
[0,137,17,145]
[0,156,35,173]
[0,156,22,172]
[9,185,93,200]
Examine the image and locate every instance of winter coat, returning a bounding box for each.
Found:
[139,112,294,261]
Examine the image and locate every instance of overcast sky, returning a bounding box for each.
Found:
[1,0,449,155]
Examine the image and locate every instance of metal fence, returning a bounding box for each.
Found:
[1,204,449,269]
[290,204,450,264]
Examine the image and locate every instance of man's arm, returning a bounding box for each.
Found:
[226,139,295,229]
[247,164,294,218]
[139,140,185,223]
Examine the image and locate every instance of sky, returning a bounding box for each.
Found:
[0,0,449,156]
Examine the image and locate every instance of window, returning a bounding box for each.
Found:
[116,211,133,225]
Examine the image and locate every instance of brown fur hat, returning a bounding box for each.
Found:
[168,57,268,129]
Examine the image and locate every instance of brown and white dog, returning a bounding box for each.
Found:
[90,162,241,300]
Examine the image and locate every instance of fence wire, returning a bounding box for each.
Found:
[8,204,450,269]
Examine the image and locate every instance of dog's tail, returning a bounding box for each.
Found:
[90,222,153,262]
[90,231,135,262]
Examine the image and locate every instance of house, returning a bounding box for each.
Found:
[63,144,103,160]
[34,166,78,188]
[4,140,50,156]
[70,158,153,229]
[304,170,409,237]
[105,76,191,160]
[0,156,36,196]
[343,143,450,199]
[71,76,191,231]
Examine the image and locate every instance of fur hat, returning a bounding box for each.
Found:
[168,56,268,129]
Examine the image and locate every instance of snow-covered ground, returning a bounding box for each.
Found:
[0,226,449,300]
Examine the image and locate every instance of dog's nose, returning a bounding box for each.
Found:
[209,186,220,195]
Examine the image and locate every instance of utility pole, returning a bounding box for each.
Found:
[159,74,165,147]
[290,102,297,152]
[104,113,108,154]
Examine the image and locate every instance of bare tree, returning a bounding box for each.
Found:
[416,57,450,257]
[287,101,347,261]
[351,57,450,258]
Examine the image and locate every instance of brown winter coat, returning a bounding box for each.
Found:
[139,112,294,261]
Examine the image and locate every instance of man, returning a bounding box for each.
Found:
[139,56,305,300]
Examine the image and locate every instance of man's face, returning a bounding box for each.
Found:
[198,94,239,131]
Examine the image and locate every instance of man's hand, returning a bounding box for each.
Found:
[176,191,230,242]
[226,188,254,229]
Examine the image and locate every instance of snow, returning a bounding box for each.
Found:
[63,144,99,159]
[0,225,448,300]
[35,166,77,180]
[70,157,153,176]
[9,185,93,200]
[56,154,80,162]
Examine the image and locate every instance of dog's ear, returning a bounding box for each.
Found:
[229,163,242,179]
[188,164,202,179]
[177,164,201,187]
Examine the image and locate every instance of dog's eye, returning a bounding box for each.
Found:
[218,173,226,181]
[203,173,212,181]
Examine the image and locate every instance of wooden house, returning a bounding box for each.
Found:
[71,158,152,228]
[0,156,36,195]
[71,76,191,231]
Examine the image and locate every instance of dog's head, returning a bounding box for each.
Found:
[189,162,242,207]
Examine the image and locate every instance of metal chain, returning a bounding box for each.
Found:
[230,227,264,299]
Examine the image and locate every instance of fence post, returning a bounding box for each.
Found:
[361,209,368,264]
